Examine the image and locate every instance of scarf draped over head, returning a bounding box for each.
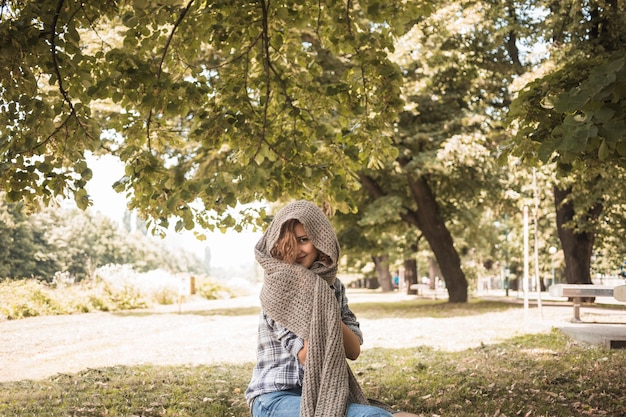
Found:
[255,200,368,417]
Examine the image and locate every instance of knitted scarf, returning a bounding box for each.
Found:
[255,200,369,417]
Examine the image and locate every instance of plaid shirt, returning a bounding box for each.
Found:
[245,278,362,408]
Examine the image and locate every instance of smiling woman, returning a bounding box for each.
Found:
[247,200,420,417]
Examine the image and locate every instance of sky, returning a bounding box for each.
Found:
[85,154,262,273]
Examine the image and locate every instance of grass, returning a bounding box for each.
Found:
[1,300,625,416]
[349,298,516,319]
[0,331,624,416]
[363,331,626,416]
[115,299,516,319]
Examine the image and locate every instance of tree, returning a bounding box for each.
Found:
[0,196,208,280]
[352,0,535,302]
[506,0,626,285]
[333,194,418,292]
[0,0,432,235]
[0,199,58,279]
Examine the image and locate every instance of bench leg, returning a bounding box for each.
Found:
[573,297,581,322]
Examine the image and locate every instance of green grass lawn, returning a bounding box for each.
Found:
[1,299,625,416]
[349,298,516,319]
[1,332,625,416]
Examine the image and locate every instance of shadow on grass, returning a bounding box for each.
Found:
[2,331,624,417]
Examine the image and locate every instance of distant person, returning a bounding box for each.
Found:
[245,200,419,417]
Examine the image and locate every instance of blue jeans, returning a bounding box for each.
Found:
[251,387,394,417]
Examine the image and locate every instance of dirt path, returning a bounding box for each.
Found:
[0,290,582,383]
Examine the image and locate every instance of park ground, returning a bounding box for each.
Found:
[1,287,625,383]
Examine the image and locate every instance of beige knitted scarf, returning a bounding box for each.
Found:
[255,200,369,417]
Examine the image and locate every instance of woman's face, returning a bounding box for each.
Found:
[294,223,319,269]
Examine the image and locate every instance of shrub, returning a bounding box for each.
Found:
[196,277,233,300]
[0,268,237,320]
[100,281,148,311]
[0,280,54,319]
[150,286,178,305]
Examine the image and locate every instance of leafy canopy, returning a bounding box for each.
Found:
[0,0,431,234]
[508,53,626,167]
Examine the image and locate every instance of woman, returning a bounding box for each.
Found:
[245,200,419,417]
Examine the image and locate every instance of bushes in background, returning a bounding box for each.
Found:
[0,266,231,320]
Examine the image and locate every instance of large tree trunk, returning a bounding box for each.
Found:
[405,174,468,302]
[358,172,468,302]
[554,185,602,287]
[372,255,394,292]
[404,257,418,295]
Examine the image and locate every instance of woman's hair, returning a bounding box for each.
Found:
[270,218,332,265]
[270,219,300,264]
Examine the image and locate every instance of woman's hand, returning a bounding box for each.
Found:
[341,322,361,360]
[297,340,308,364]
[298,323,360,364]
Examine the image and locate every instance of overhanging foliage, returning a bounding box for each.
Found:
[0,0,432,233]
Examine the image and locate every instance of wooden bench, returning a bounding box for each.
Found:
[549,284,626,321]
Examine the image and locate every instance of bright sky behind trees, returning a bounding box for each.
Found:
[85,154,261,272]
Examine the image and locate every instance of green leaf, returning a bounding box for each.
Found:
[271,33,284,50]
[81,168,93,181]
[598,139,610,160]
[6,191,22,202]
[594,106,616,122]
[74,188,91,210]
[1,0,427,231]
[112,177,130,193]
[554,92,589,114]
[122,12,138,28]
[538,141,556,163]
[600,118,626,142]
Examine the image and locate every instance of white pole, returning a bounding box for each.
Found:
[532,168,543,318]
[523,205,529,313]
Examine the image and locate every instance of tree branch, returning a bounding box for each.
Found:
[258,0,272,154]
[345,0,352,36]
[314,0,322,38]
[50,1,76,121]
[359,171,420,228]
[50,0,73,113]
[46,0,92,146]
[254,0,309,165]
[505,0,524,75]
[146,0,195,148]
[344,1,369,114]
[358,172,385,198]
